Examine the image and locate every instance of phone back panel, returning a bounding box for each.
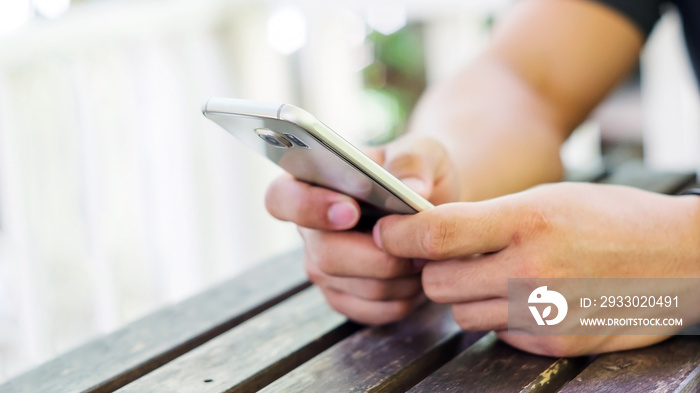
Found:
[204,110,419,218]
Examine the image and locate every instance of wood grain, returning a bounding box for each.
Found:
[674,365,700,393]
[409,333,588,393]
[3,162,697,393]
[259,302,483,393]
[558,336,700,393]
[0,249,308,393]
[117,287,357,393]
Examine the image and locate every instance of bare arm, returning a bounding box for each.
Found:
[408,0,644,201]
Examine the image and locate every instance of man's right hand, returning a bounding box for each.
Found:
[265,135,459,324]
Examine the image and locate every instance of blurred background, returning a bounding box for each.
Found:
[1,0,698,382]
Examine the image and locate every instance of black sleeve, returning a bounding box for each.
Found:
[588,0,663,36]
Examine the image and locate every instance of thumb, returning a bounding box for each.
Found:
[382,136,458,204]
[373,200,514,260]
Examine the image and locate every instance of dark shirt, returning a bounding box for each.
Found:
[592,0,700,81]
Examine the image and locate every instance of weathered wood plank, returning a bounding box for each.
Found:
[674,365,700,393]
[3,163,694,393]
[408,333,588,393]
[0,249,308,393]
[117,287,357,393]
[558,336,700,393]
[260,302,483,393]
[600,160,696,194]
[518,357,591,393]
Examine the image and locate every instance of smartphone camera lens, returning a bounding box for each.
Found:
[255,128,293,148]
[260,134,286,147]
[284,133,310,149]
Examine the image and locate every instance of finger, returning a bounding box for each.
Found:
[300,228,423,278]
[451,298,508,331]
[421,255,510,303]
[266,174,360,230]
[321,287,426,325]
[373,200,515,260]
[304,249,422,301]
[382,136,458,203]
[326,275,422,301]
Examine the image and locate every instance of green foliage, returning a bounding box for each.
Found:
[362,24,426,144]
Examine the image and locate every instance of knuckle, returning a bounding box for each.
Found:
[419,213,456,259]
[519,203,554,238]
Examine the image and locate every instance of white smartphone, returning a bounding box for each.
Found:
[202,98,433,228]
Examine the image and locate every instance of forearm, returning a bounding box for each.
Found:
[405,0,644,202]
[407,55,567,201]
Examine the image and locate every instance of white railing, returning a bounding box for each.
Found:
[0,0,304,380]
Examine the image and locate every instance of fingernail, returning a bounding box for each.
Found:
[327,201,358,228]
[401,177,427,196]
[413,259,427,271]
[372,221,383,249]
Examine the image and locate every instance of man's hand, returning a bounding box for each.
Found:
[373,182,700,355]
[265,135,459,324]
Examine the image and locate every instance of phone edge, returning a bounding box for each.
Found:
[278,104,434,212]
[202,97,434,213]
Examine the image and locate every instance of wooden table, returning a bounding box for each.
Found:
[2,161,699,393]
